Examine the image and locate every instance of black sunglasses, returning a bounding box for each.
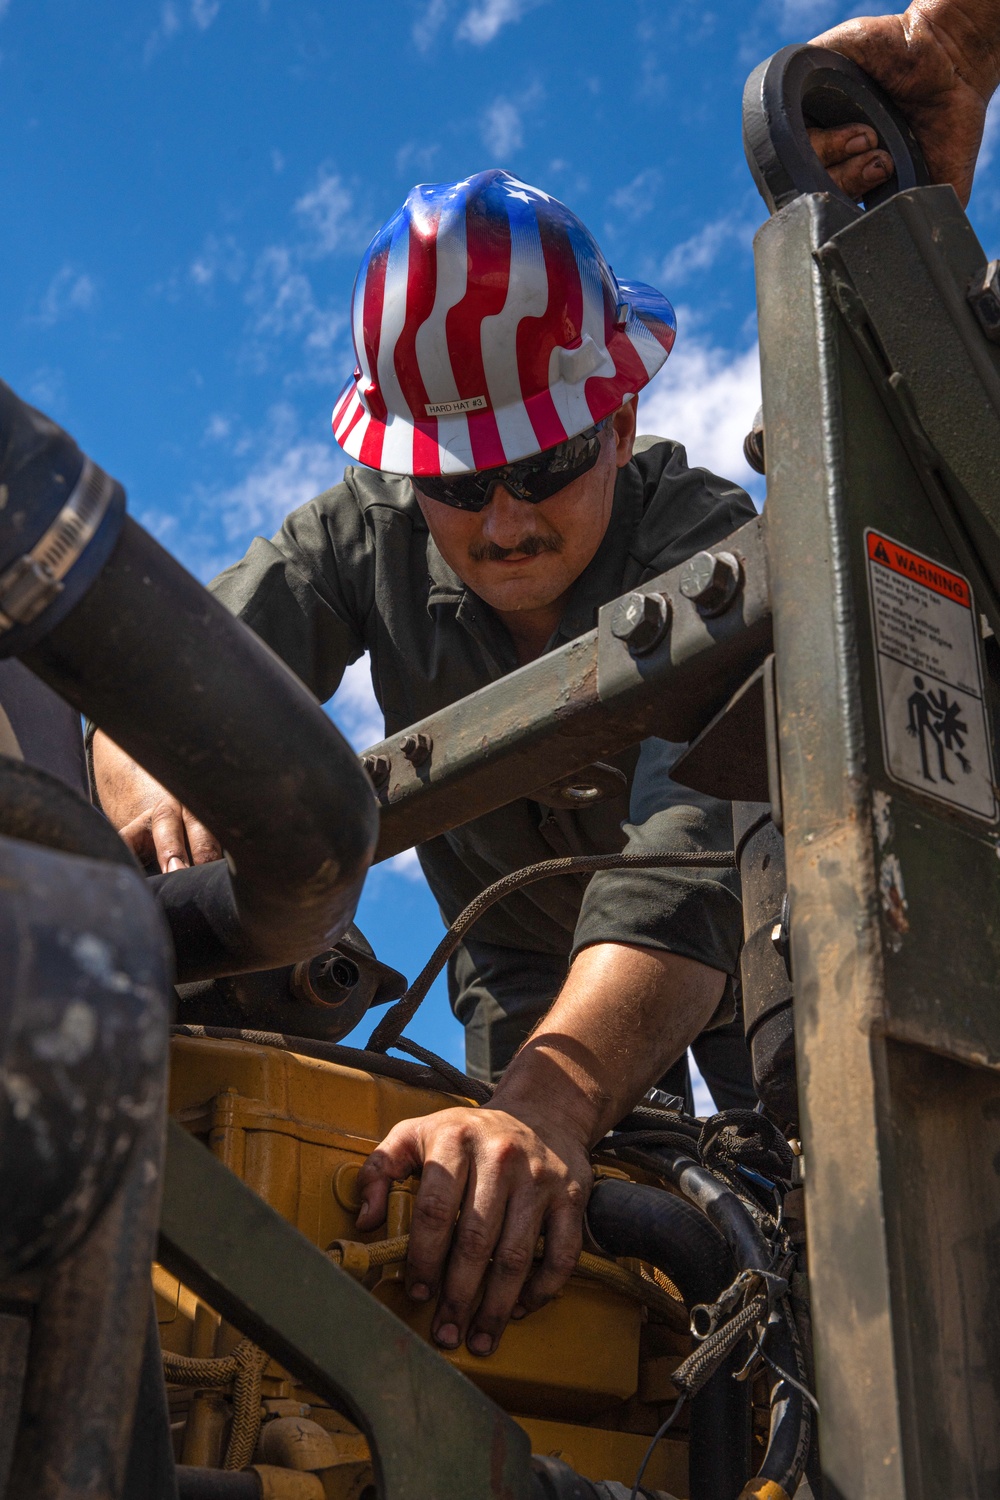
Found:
[414,419,609,512]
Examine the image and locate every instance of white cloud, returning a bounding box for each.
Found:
[638,334,763,502]
[481,97,523,157]
[294,169,358,256]
[189,233,245,289]
[33,266,97,326]
[24,366,65,409]
[244,244,346,376]
[457,0,543,44]
[190,0,220,28]
[778,0,838,30]
[480,83,544,160]
[210,402,344,543]
[144,0,220,61]
[327,661,423,882]
[608,168,663,224]
[412,0,449,49]
[660,214,754,286]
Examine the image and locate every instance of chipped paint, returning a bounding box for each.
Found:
[872,789,893,850]
[32,1001,97,1065]
[879,852,909,937]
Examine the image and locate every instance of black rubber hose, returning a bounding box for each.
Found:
[586,1178,734,1305]
[587,1179,751,1500]
[23,516,378,980]
[648,1146,811,1499]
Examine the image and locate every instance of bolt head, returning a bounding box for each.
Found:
[400,731,432,766]
[968,260,1000,343]
[361,752,391,788]
[610,590,670,655]
[679,550,742,615]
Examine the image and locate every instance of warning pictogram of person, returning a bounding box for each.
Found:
[906,675,972,783]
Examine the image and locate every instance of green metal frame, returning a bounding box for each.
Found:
[158,1120,533,1500]
[757,186,1000,1498]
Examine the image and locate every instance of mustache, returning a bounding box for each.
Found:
[468,534,563,562]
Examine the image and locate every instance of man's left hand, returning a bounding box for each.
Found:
[808,122,895,197]
[356,1102,591,1357]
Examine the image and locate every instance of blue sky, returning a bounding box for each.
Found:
[3,0,998,1082]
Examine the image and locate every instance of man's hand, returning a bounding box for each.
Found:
[356,943,726,1356]
[356,1104,591,1357]
[815,2,1000,206]
[809,123,895,199]
[92,730,221,871]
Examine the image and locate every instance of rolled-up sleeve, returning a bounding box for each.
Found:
[570,737,742,982]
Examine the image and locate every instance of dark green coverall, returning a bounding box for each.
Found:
[209,435,758,1099]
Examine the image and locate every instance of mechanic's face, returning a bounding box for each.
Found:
[413,401,638,618]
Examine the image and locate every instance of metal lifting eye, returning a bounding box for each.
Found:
[742,44,928,216]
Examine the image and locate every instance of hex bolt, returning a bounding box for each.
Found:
[400,731,432,767]
[968,260,1000,344]
[679,550,743,616]
[361,752,391,788]
[610,591,671,655]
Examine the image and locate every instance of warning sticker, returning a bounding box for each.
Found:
[866,530,997,821]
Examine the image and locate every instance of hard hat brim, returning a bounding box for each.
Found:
[332,279,676,477]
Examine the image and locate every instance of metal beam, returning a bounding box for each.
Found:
[758,185,1000,1500]
[158,1120,533,1500]
[365,516,772,862]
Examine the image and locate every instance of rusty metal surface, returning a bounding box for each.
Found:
[758,181,1000,1499]
[159,1120,533,1500]
[365,516,771,863]
[757,187,907,1500]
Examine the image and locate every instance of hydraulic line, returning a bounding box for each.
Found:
[587,1178,751,1500]
[368,848,735,1052]
[325,1231,689,1332]
[636,1145,812,1500]
[163,1340,270,1470]
[0,380,378,982]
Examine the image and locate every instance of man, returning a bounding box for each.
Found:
[96,5,1000,1361]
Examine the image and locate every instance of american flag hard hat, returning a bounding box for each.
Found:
[332,169,676,477]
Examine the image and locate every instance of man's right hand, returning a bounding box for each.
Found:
[815,1,1000,207]
[92,730,221,871]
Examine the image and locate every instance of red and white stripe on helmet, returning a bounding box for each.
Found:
[332,169,676,476]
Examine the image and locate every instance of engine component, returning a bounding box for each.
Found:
[0,380,378,984]
[174,925,406,1044]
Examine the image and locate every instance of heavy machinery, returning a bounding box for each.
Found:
[0,39,998,1500]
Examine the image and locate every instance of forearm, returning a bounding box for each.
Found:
[92,729,220,869]
[92,730,160,827]
[491,941,726,1148]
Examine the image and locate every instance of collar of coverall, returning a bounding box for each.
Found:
[420,452,644,646]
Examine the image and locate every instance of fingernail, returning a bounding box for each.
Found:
[409,1282,430,1302]
[166,856,187,872]
[511,1305,527,1321]
[434,1323,460,1349]
[864,158,890,183]
[845,132,871,154]
[468,1332,493,1356]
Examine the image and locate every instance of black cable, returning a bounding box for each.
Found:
[367,848,735,1053]
[629,1395,685,1500]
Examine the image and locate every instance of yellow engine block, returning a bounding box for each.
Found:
[158,1035,692,1496]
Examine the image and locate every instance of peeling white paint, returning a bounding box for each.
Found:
[872,789,893,850]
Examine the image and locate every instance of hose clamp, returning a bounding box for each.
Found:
[0,459,114,634]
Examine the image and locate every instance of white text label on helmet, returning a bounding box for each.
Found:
[425,395,488,417]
